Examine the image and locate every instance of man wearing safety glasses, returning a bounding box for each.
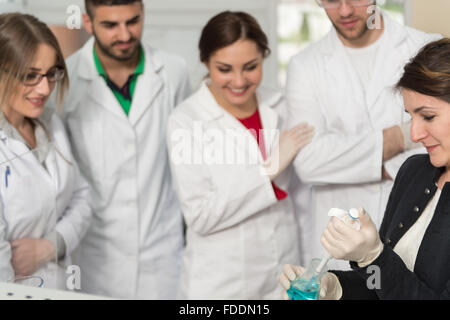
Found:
[286,0,442,271]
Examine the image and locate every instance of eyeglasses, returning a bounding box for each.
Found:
[316,0,376,9]
[20,67,65,86]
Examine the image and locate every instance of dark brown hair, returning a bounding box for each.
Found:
[199,11,271,63]
[85,0,142,18]
[0,13,68,108]
[396,38,450,104]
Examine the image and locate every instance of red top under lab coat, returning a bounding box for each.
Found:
[237,109,288,201]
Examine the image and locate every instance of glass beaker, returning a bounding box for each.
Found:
[287,258,327,300]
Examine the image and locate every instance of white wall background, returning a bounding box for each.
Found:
[1,0,280,90]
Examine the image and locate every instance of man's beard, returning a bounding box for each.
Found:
[332,19,369,42]
[93,29,140,62]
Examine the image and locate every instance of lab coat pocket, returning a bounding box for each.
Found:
[2,173,47,233]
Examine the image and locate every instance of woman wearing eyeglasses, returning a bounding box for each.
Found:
[0,13,92,289]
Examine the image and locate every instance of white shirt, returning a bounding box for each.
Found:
[345,30,385,94]
[394,188,441,272]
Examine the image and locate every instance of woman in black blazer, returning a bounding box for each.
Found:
[279,38,450,300]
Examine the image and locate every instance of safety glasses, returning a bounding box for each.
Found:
[316,0,376,9]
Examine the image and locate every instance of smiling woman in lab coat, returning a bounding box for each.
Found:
[0,13,91,289]
[167,11,314,299]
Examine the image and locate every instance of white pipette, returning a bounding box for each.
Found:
[314,208,361,276]
[301,208,362,293]
[315,254,331,275]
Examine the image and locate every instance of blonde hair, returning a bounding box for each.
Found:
[0,13,69,110]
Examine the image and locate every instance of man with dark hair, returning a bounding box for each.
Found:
[84,0,141,18]
[52,0,190,299]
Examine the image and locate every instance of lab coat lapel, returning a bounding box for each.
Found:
[43,146,59,193]
[366,13,407,109]
[228,114,265,165]
[128,48,164,126]
[0,134,53,192]
[87,77,127,120]
[77,37,96,80]
[198,81,243,132]
[257,90,280,158]
[1,137,31,163]
[78,37,128,121]
[214,102,257,161]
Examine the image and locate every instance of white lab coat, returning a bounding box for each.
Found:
[286,13,442,270]
[167,81,301,299]
[56,37,191,299]
[0,109,91,289]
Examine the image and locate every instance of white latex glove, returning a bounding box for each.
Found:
[319,272,343,300]
[279,264,305,300]
[278,264,342,300]
[320,208,384,267]
[399,121,422,151]
[264,123,314,181]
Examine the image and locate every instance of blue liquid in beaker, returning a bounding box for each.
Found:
[287,277,320,300]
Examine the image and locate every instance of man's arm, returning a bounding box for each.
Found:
[286,56,387,185]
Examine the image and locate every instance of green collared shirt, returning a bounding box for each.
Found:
[93,45,145,116]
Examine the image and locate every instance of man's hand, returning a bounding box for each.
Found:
[382,125,404,162]
[382,166,392,180]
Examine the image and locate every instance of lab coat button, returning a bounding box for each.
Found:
[425,188,430,195]
[413,206,420,213]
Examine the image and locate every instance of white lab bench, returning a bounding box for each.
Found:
[0,282,112,300]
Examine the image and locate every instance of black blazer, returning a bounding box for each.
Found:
[332,154,450,300]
